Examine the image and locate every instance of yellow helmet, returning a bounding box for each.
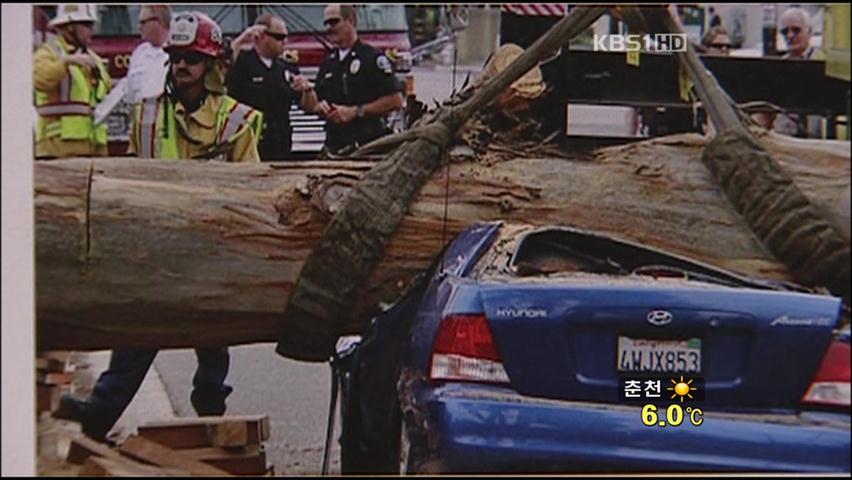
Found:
[49,4,98,28]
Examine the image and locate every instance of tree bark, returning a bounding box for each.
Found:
[35,131,850,351]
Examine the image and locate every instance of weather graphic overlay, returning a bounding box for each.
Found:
[667,375,698,403]
[621,376,705,428]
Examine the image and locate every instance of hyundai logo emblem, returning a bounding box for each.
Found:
[647,310,673,327]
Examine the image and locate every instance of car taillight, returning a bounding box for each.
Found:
[430,314,509,384]
[801,341,850,409]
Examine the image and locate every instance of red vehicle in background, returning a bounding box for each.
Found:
[35,4,413,156]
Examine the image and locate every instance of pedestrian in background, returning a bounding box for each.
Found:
[125,4,171,104]
[702,26,732,56]
[54,12,261,443]
[227,13,315,160]
[780,7,823,60]
[707,6,722,28]
[753,8,825,137]
[33,3,111,159]
[302,4,405,156]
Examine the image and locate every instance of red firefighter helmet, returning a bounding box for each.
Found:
[165,11,223,58]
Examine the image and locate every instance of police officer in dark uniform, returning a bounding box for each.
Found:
[303,4,404,156]
[227,14,314,160]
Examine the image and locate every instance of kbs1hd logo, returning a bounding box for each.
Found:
[593,34,688,53]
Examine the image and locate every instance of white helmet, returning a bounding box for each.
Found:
[49,4,98,28]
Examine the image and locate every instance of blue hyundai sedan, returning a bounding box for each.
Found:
[337,222,850,474]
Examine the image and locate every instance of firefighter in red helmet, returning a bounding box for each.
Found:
[53,12,258,443]
[128,11,263,162]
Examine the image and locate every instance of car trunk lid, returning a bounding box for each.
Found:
[480,280,841,410]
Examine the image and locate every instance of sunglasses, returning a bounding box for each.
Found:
[169,51,206,65]
[323,18,341,27]
[139,17,159,26]
[265,31,288,41]
[781,26,802,36]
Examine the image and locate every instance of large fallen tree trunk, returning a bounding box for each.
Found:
[35,130,850,351]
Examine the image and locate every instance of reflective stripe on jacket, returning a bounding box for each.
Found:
[136,94,262,161]
[34,36,109,146]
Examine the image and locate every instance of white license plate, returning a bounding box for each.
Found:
[617,337,701,373]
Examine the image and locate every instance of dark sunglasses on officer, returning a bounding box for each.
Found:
[264,30,288,42]
[323,17,341,28]
[169,51,207,65]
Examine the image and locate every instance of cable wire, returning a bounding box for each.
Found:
[440,7,459,273]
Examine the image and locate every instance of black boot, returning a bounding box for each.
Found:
[52,394,110,443]
[52,394,87,423]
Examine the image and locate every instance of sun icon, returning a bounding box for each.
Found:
[667,375,698,403]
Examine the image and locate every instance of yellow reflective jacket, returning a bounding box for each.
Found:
[129,92,262,163]
[33,35,111,158]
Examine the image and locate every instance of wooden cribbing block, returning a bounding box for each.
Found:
[36,383,51,414]
[42,351,72,364]
[37,383,69,414]
[44,350,71,359]
[37,371,74,386]
[206,421,248,448]
[36,356,70,373]
[118,436,232,476]
[137,415,270,449]
[79,455,188,476]
[180,445,268,476]
[66,434,127,465]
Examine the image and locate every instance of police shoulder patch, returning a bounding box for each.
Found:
[376,55,393,74]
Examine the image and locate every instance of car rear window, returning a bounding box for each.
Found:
[509,228,755,285]
[511,229,622,276]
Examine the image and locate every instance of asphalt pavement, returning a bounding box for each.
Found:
[155,345,340,476]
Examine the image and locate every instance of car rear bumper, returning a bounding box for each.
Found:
[408,383,851,473]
